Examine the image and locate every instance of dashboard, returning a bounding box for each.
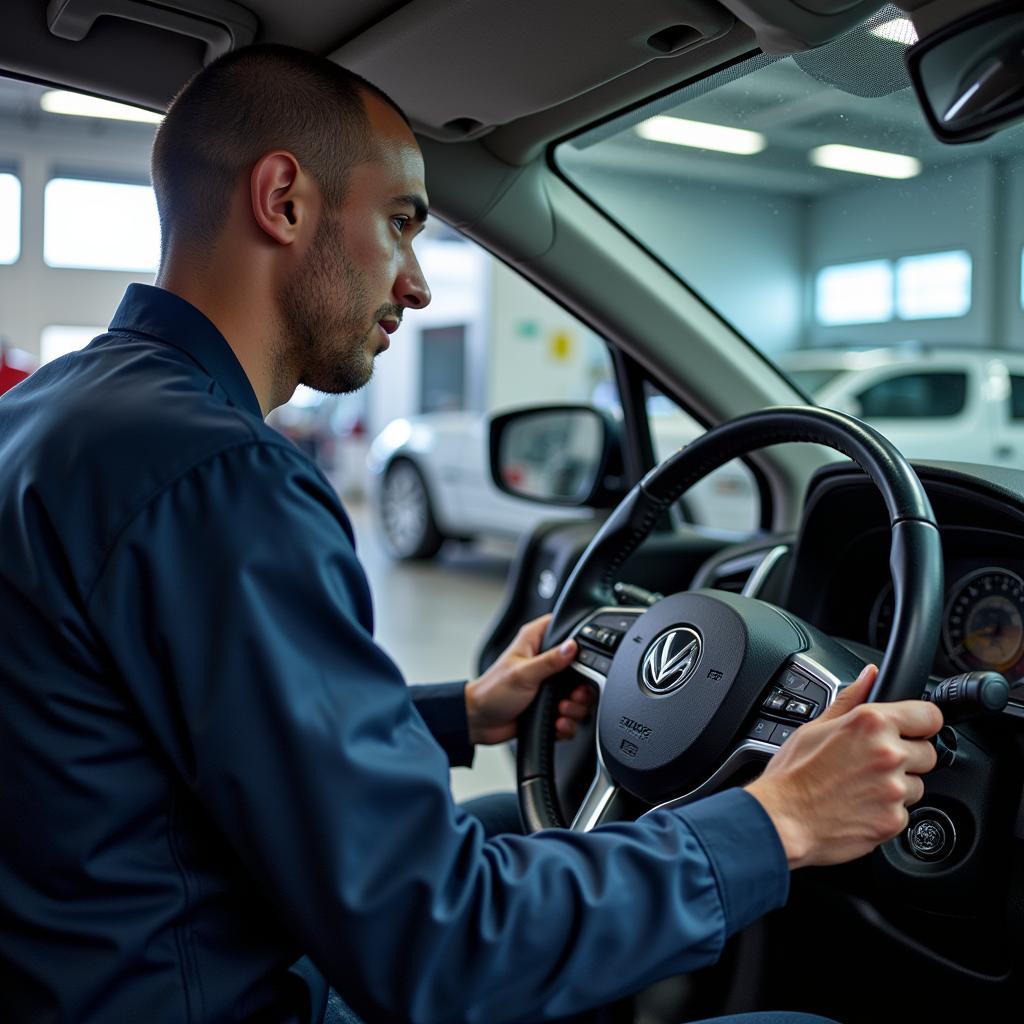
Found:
[777,460,1024,708]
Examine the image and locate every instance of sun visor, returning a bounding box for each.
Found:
[329,0,736,140]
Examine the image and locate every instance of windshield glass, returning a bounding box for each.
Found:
[556,4,1024,469]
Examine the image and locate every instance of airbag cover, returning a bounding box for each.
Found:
[597,590,802,802]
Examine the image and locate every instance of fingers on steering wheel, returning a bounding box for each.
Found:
[559,696,591,721]
[556,717,578,739]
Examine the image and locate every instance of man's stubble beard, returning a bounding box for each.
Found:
[277,214,380,396]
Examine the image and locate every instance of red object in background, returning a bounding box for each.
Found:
[0,349,30,397]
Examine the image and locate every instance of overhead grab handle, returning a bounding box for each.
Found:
[46,0,258,64]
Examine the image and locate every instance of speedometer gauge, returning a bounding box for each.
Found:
[943,568,1024,674]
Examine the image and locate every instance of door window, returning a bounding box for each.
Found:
[646,385,759,534]
[1009,376,1024,421]
[855,372,967,418]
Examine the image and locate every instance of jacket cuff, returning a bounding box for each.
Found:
[672,787,789,936]
[410,681,475,768]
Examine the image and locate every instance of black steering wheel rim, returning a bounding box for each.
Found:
[517,405,943,832]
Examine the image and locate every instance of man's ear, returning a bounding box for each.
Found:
[250,150,315,246]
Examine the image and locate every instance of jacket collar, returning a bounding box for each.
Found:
[109,284,262,419]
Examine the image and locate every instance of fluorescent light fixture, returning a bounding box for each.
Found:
[810,143,921,179]
[40,90,163,125]
[636,115,766,155]
[870,18,918,45]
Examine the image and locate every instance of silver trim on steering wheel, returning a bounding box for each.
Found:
[644,651,844,817]
[566,605,646,691]
[741,544,790,598]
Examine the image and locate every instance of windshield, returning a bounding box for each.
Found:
[556,5,1024,469]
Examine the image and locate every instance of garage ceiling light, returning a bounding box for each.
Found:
[40,90,163,125]
[870,18,918,45]
[809,143,921,179]
[636,116,766,155]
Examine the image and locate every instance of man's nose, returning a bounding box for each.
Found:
[396,255,431,310]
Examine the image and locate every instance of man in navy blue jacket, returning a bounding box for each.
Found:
[0,45,942,1024]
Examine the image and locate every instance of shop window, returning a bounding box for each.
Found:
[895,250,971,320]
[0,173,21,265]
[44,178,159,272]
[815,260,894,325]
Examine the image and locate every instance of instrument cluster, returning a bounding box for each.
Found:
[871,565,1024,694]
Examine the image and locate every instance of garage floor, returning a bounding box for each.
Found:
[346,499,520,802]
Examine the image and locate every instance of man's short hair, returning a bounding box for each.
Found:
[151,44,409,260]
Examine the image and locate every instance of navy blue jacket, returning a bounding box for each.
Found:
[0,284,788,1023]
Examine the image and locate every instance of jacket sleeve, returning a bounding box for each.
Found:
[410,683,474,768]
[87,441,789,1024]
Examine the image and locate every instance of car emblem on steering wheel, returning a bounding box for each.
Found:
[640,627,703,694]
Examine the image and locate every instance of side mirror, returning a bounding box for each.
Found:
[908,1,1024,144]
[488,405,625,508]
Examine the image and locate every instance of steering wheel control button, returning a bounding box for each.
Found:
[577,648,597,669]
[781,669,810,693]
[905,808,957,862]
[591,654,612,675]
[579,620,627,654]
[764,690,788,711]
[747,718,775,743]
[593,612,640,633]
[804,680,829,709]
[769,723,795,745]
[784,699,812,718]
[639,627,702,695]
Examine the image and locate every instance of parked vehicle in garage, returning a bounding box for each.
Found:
[367,402,757,559]
[782,346,1024,467]
[4,0,1024,1022]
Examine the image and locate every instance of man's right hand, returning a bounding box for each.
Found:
[745,664,943,869]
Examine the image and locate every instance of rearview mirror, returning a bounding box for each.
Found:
[488,405,625,507]
[908,1,1024,144]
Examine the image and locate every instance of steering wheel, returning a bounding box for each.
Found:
[517,405,944,833]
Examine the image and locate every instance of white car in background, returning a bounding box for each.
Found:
[369,346,1024,560]
[366,404,755,559]
[781,347,1024,468]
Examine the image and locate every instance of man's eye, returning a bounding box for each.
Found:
[392,216,409,232]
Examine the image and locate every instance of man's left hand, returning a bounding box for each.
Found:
[465,614,594,746]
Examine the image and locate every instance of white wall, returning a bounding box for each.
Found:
[485,259,612,412]
[806,158,1000,348]
[364,238,491,434]
[560,166,807,356]
[999,154,1024,352]
[0,117,156,357]
[565,155,1024,358]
